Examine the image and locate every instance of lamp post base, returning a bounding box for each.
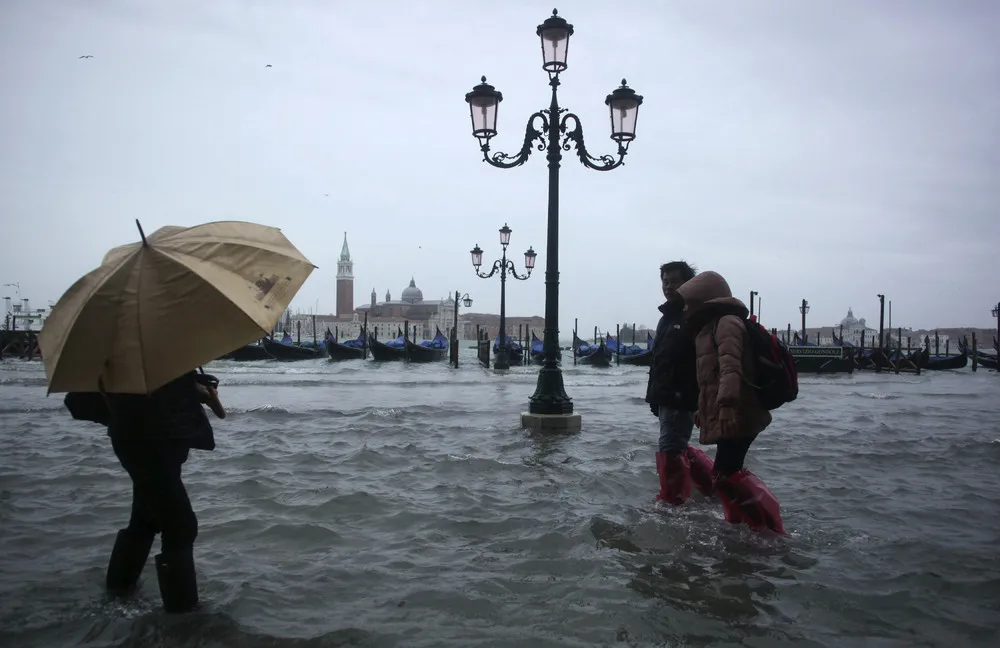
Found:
[494,350,510,371]
[527,364,574,415]
[520,412,582,432]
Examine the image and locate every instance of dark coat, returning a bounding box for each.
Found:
[645,299,699,411]
[105,371,216,451]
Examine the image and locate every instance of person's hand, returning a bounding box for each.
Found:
[718,406,738,437]
[195,382,226,419]
[194,382,212,403]
[195,372,220,390]
[649,403,659,418]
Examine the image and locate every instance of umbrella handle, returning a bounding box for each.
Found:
[97,375,111,409]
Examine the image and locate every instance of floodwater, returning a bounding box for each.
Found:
[1,353,998,647]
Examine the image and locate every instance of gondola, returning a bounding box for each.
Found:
[369,328,407,362]
[888,346,928,371]
[261,334,322,361]
[325,330,367,361]
[529,331,544,364]
[405,327,449,363]
[829,329,884,370]
[217,341,274,361]
[573,332,612,367]
[957,338,997,370]
[973,350,999,370]
[528,330,561,364]
[613,332,655,367]
[298,340,329,358]
[493,334,525,365]
[919,349,968,370]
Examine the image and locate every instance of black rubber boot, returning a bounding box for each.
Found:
[154,550,199,613]
[106,529,154,596]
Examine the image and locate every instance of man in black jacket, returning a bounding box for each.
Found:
[644,261,704,504]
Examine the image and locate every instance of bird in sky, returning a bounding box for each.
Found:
[79,55,93,59]
[265,64,272,68]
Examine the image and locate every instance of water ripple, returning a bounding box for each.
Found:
[1,358,999,647]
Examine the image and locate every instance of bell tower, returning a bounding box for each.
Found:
[336,232,354,317]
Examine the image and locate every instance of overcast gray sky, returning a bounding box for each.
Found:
[1,0,997,335]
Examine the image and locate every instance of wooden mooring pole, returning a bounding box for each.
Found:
[615,323,621,366]
[573,318,578,366]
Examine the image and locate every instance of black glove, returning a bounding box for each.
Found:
[649,403,659,418]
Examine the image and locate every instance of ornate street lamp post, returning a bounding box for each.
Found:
[451,291,473,368]
[464,9,643,427]
[470,224,536,370]
[799,299,810,345]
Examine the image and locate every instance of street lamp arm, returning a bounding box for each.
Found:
[481,111,549,169]
[505,259,531,281]
[475,259,503,279]
[560,112,628,171]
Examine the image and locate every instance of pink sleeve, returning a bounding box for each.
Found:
[715,315,745,409]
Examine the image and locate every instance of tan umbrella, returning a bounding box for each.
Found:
[39,220,316,394]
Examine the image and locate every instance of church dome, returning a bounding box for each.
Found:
[840,308,860,329]
[401,277,423,304]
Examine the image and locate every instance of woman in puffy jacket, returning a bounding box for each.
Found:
[675,270,786,534]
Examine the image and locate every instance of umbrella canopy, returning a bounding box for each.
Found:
[39,220,316,394]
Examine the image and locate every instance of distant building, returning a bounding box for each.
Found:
[355,278,452,341]
[336,232,354,317]
[812,307,881,347]
[901,330,951,352]
[2,297,49,332]
[282,236,539,343]
[286,233,366,342]
[779,308,950,350]
[777,307,880,346]
[459,313,545,342]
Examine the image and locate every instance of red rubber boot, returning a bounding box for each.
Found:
[685,446,716,496]
[714,470,787,534]
[655,451,691,505]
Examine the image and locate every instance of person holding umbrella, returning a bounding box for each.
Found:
[40,220,316,613]
[98,368,225,612]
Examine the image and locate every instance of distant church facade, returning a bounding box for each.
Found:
[285,234,453,342]
[776,307,949,350]
[355,278,453,341]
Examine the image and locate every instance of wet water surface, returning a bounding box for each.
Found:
[1,355,998,647]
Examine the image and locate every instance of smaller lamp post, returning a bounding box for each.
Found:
[876,293,886,350]
[992,302,999,353]
[799,299,810,345]
[451,291,473,368]
[471,223,536,370]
